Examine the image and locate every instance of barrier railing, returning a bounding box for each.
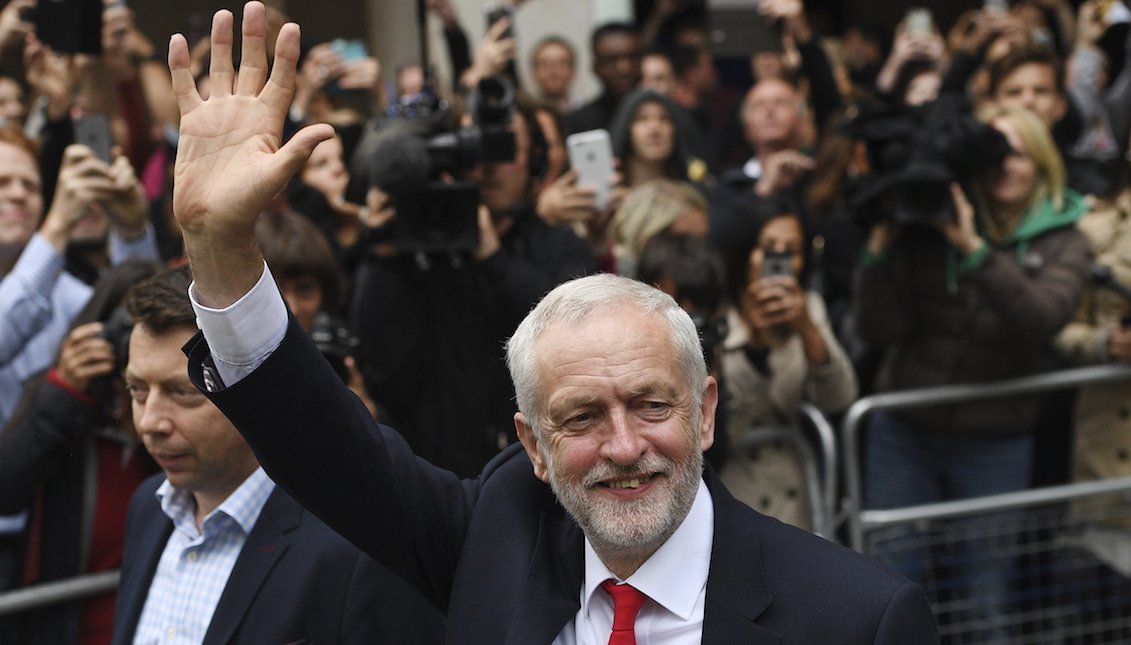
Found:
[839,363,1131,643]
[840,363,1131,551]
[0,570,119,617]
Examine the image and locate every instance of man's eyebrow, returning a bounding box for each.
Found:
[547,393,600,417]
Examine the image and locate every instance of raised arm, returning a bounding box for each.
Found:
[168,1,333,307]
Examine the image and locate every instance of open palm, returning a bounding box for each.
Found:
[168,2,333,305]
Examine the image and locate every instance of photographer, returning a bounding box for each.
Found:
[0,260,159,644]
[350,101,596,477]
[718,204,856,530]
[854,105,1092,633]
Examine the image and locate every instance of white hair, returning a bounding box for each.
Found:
[505,274,707,434]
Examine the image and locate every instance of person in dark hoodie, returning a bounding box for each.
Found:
[607,87,709,192]
[854,105,1092,638]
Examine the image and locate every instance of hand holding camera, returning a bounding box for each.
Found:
[935,183,984,256]
[742,249,809,337]
[55,322,115,393]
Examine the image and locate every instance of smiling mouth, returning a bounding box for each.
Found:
[603,475,654,489]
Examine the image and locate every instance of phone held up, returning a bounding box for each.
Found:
[73,114,114,164]
[565,129,614,212]
[761,250,793,280]
[485,3,515,40]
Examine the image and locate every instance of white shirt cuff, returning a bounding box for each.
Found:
[188,262,288,387]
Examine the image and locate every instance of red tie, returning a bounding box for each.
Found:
[601,579,648,645]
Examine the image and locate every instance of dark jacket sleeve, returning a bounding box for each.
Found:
[796,37,842,134]
[187,319,497,611]
[965,228,1093,347]
[853,252,915,349]
[480,219,598,329]
[0,379,99,514]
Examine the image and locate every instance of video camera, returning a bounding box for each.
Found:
[20,0,103,55]
[362,76,517,255]
[845,97,1011,229]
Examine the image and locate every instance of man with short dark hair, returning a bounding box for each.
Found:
[164,5,939,642]
[563,22,642,136]
[111,267,443,644]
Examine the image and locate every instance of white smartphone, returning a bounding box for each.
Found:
[905,8,933,36]
[566,129,614,211]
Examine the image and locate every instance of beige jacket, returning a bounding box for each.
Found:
[719,292,857,529]
[1055,191,1131,524]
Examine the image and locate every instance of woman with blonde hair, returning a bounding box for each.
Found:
[855,105,1092,636]
[609,178,708,276]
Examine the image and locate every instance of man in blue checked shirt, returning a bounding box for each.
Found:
[110,267,443,645]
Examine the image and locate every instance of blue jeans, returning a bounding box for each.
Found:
[864,411,1034,641]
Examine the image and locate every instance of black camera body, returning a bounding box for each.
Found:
[21,0,103,55]
[310,312,360,383]
[846,97,1011,229]
[365,76,517,255]
[88,306,133,419]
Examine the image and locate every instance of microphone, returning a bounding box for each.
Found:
[367,132,432,197]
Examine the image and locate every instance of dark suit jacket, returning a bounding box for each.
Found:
[111,473,444,644]
[186,318,939,644]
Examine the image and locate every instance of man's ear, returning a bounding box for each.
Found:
[515,412,550,483]
[698,377,718,453]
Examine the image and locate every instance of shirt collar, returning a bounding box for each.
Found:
[155,467,275,536]
[581,478,714,621]
[743,157,764,180]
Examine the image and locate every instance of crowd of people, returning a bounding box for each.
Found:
[0,0,1130,642]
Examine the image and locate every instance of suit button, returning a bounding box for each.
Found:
[1118,450,1129,462]
[1120,408,1130,419]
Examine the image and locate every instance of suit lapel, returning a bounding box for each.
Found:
[201,489,295,645]
[505,512,584,644]
[112,499,173,645]
[702,468,782,644]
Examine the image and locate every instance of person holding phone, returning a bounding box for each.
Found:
[717,202,857,530]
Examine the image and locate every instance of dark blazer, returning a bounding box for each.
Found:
[187,318,939,644]
[111,473,444,645]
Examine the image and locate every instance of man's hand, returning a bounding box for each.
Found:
[55,322,114,393]
[535,170,598,226]
[40,145,121,252]
[169,2,334,307]
[755,150,813,196]
[1108,325,1131,363]
[104,152,149,236]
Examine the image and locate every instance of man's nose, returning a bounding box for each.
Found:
[600,410,645,466]
[135,398,173,436]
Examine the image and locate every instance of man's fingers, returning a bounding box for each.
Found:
[236,1,269,96]
[209,9,236,97]
[261,22,302,112]
[273,122,336,187]
[168,33,202,114]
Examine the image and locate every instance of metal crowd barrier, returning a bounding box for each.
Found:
[0,570,119,617]
[839,363,1131,643]
[728,403,839,537]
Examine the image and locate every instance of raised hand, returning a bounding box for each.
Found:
[168,1,334,307]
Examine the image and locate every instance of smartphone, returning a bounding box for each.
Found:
[485,3,515,40]
[983,0,1009,14]
[330,38,368,63]
[566,129,614,211]
[905,8,934,36]
[73,113,113,163]
[761,250,793,279]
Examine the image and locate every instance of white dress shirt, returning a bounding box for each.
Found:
[554,479,713,644]
[132,468,274,644]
